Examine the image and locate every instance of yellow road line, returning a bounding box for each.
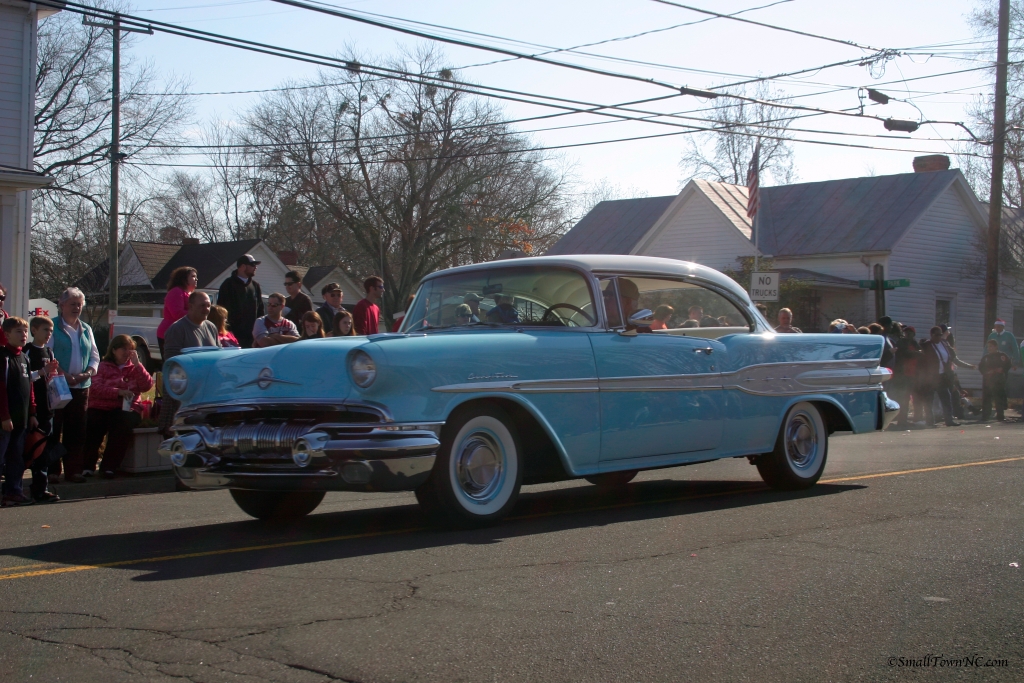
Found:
[820,456,1024,484]
[3,456,1022,582]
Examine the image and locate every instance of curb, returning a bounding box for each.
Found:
[30,472,178,501]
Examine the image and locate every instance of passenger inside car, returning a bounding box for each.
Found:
[486,295,521,324]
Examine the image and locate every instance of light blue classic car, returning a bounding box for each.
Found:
[160,255,897,524]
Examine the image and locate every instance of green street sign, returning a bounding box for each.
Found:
[858,278,910,290]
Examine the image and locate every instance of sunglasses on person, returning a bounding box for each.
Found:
[284,280,299,287]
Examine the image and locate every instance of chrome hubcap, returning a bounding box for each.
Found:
[785,413,817,469]
[456,433,503,500]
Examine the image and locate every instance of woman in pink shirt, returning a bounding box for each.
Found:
[156,267,197,358]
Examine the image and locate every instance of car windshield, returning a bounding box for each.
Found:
[403,266,598,331]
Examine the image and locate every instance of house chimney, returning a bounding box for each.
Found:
[181,237,200,245]
[277,250,299,265]
[913,155,950,173]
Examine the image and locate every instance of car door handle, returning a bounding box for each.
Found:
[694,347,713,355]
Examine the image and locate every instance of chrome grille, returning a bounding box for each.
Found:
[217,421,314,455]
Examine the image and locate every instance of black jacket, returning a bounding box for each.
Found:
[0,346,34,429]
[217,270,264,348]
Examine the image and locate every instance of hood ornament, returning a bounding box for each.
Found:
[237,367,301,390]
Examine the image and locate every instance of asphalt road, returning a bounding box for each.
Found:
[1,420,1022,682]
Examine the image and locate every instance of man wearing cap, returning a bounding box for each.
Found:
[988,319,1020,369]
[463,293,482,322]
[217,254,264,348]
[315,283,345,332]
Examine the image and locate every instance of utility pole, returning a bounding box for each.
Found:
[874,263,885,319]
[83,15,151,338]
[985,0,1011,340]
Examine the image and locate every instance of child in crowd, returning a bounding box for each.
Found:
[978,339,1011,422]
[208,305,240,348]
[0,318,40,506]
[26,317,60,501]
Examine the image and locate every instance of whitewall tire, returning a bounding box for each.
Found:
[756,401,828,490]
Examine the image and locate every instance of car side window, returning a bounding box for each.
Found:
[627,277,750,335]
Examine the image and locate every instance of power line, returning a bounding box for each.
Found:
[34,0,988,159]
[648,0,884,52]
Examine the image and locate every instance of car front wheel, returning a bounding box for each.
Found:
[756,402,828,490]
[416,404,523,526]
[229,490,325,520]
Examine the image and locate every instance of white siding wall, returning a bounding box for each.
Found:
[886,185,1010,390]
[0,4,28,169]
[634,190,757,271]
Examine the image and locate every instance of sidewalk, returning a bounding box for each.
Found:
[25,471,178,501]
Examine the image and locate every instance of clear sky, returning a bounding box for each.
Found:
[120,0,991,197]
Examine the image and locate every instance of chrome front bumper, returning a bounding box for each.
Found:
[160,420,441,493]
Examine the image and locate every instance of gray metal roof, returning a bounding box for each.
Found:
[545,196,676,256]
[758,170,962,256]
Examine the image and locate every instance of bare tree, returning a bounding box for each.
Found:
[238,49,570,319]
[31,6,191,298]
[679,82,796,187]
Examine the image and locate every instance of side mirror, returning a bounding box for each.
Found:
[627,309,655,327]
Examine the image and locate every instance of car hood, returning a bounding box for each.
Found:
[170,338,365,408]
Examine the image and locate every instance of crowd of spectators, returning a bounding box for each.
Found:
[763,305,1021,428]
[0,255,388,506]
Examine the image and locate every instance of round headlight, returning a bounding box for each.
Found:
[349,350,377,388]
[167,363,189,395]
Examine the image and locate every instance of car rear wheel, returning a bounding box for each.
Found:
[229,489,325,520]
[585,470,638,488]
[756,402,828,490]
[416,404,523,526]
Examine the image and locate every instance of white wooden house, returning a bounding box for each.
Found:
[549,167,1019,389]
[0,1,58,315]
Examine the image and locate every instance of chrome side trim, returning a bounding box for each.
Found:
[432,378,600,393]
[432,359,886,396]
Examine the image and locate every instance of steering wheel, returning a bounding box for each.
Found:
[540,303,595,327]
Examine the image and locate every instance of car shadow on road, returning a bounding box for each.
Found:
[1,479,863,582]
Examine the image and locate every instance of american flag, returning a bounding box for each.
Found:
[746,140,761,219]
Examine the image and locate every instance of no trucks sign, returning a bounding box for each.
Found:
[750,272,779,301]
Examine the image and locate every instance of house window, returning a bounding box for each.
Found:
[935,299,951,328]
[1014,309,1024,338]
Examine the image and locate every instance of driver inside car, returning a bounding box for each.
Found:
[603,278,650,332]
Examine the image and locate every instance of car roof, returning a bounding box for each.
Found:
[422,255,751,302]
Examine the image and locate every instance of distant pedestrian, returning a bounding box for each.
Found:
[988,319,1020,368]
[83,335,154,478]
[315,283,345,332]
[217,254,263,348]
[893,325,921,429]
[46,287,99,483]
[283,270,312,327]
[0,317,40,506]
[253,293,300,348]
[775,308,801,333]
[353,276,384,335]
[299,311,325,340]
[876,316,896,368]
[331,310,356,337]
[207,305,239,348]
[651,305,674,330]
[156,266,197,359]
[978,339,1011,422]
[161,292,220,436]
[920,325,975,427]
[26,317,60,501]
